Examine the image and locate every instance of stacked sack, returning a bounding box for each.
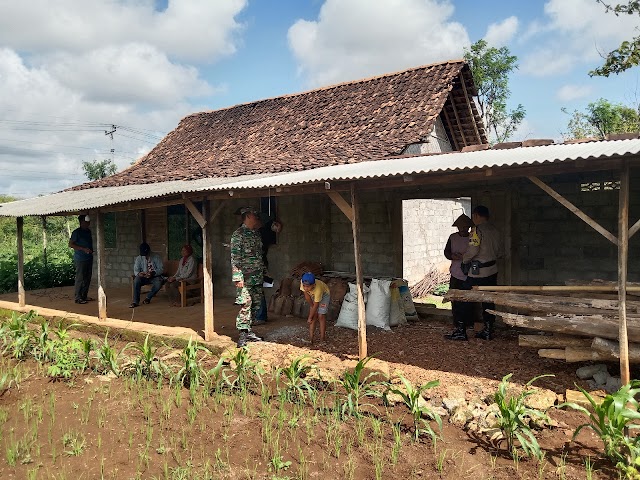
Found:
[335,278,418,331]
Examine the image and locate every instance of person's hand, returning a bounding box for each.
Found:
[235,280,244,288]
[168,277,175,283]
[84,247,92,254]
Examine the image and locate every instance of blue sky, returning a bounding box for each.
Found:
[0,0,638,196]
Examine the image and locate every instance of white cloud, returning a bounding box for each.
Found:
[520,49,577,77]
[0,0,248,197]
[0,0,247,63]
[484,16,519,47]
[521,0,640,76]
[43,44,214,106]
[287,0,470,87]
[0,47,210,197]
[556,84,594,102]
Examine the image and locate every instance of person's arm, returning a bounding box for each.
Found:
[133,256,143,276]
[308,301,319,321]
[303,290,313,306]
[444,237,453,260]
[68,231,92,255]
[230,233,244,285]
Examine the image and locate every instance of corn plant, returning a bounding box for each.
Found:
[336,356,386,418]
[221,347,263,395]
[33,320,55,363]
[560,380,640,477]
[494,373,553,460]
[123,334,167,381]
[275,355,317,404]
[2,310,36,360]
[97,332,127,377]
[384,375,442,442]
[172,338,210,394]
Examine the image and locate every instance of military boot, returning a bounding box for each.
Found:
[444,318,468,341]
[475,322,494,340]
[237,330,248,348]
[246,331,262,342]
[444,327,468,341]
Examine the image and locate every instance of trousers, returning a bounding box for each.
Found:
[132,276,163,304]
[74,259,93,302]
[235,272,264,330]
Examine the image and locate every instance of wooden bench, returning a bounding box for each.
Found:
[130,260,204,307]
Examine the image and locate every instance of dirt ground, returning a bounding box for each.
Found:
[0,285,631,478]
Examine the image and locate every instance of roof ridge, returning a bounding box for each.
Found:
[185,59,467,119]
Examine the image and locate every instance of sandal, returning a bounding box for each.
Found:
[75,299,88,304]
[129,303,138,308]
[142,298,151,305]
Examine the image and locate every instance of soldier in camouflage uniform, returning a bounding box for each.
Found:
[231,206,265,347]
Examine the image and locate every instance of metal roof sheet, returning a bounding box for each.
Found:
[2,138,639,217]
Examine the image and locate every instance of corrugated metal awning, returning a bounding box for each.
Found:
[2,138,639,217]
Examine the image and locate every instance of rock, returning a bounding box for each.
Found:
[480,411,500,429]
[576,364,608,380]
[430,406,448,418]
[586,379,597,389]
[593,371,610,386]
[385,393,405,406]
[466,420,479,432]
[443,397,463,414]
[450,406,474,427]
[605,376,622,394]
[524,388,557,411]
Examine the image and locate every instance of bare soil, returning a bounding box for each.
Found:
[0,287,630,478]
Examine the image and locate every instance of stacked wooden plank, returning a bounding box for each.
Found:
[444,286,640,363]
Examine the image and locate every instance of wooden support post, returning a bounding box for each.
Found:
[183,197,207,229]
[17,217,25,307]
[619,161,631,384]
[96,212,107,320]
[209,199,226,222]
[202,200,215,340]
[326,191,354,222]
[528,176,618,245]
[350,184,367,359]
[41,216,48,268]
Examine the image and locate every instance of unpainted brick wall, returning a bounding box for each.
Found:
[402,198,471,285]
[103,210,142,287]
[513,174,640,285]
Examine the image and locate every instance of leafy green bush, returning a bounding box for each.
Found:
[275,355,317,404]
[0,249,74,294]
[432,283,449,296]
[560,381,640,477]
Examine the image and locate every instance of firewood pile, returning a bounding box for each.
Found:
[445,283,640,363]
[409,268,450,298]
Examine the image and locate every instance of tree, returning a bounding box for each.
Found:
[464,39,526,144]
[82,159,117,180]
[562,98,640,139]
[591,1,640,76]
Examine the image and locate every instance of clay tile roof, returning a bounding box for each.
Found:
[76,60,486,190]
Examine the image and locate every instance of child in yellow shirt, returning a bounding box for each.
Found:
[300,272,330,344]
